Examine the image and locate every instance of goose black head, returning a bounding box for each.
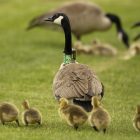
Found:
[44,13,69,27]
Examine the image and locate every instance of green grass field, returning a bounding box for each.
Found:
[0,0,140,139]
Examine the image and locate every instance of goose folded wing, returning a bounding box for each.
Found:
[53,63,102,100]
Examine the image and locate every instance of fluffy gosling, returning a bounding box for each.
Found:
[0,102,19,126]
[123,42,140,60]
[22,100,42,126]
[58,98,88,130]
[89,96,111,133]
[91,40,117,56]
[73,41,93,54]
[73,40,117,56]
[133,105,140,132]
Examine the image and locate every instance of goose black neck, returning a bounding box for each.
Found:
[61,17,72,55]
[106,13,123,32]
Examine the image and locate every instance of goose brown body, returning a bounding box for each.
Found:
[53,63,103,100]
[27,2,111,40]
[0,102,19,125]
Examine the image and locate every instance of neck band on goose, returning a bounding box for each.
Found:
[61,17,73,64]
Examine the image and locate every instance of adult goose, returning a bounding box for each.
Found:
[44,13,104,112]
[27,2,129,47]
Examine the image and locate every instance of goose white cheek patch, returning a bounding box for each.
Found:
[118,32,123,41]
[54,16,63,25]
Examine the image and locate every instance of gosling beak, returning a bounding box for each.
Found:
[44,16,53,22]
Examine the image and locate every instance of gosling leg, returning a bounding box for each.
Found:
[24,117,28,126]
[74,125,78,130]
[93,126,99,132]
[15,119,20,126]
[37,121,41,125]
[0,115,5,125]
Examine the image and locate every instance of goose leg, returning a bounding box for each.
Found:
[103,129,106,134]
[0,115,5,125]
[93,126,99,132]
[15,119,20,126]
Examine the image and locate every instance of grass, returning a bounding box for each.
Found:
[0,0,140,139]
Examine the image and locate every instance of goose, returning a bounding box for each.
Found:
[0,102,19,126]
[88,96,111,133]
[44,13,104,112]
[58,98,88,130]
[22,100,42,126]
[27,2,129,47]
[133,105,140,132]
[132,21,140,41]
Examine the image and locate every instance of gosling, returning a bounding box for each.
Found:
[123,42,140,60]
[58,98,88,130]
[0,102,19,126]
[89,97,111,133]
[22,100,42,126]
[133,105,140,132]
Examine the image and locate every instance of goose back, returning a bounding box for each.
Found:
[53,63,103,101]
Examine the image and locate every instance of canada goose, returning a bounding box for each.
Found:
[73,40,117,56]
[0,102,19,126]
[44,13,104,112]
[133,105,140,132]
[89,96,111,133]
[22,100,42,126]
[58,98,88,130]
[123,42,140,60]
[27,2,129,47]
[132,21,140,41]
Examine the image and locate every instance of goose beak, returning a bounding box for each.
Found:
[44,17,53,22]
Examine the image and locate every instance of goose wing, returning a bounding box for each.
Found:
[53,63,103,100]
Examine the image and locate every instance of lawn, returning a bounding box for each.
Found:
[0,0,140,140]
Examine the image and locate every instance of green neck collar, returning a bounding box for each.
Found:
[64,54,72,64]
